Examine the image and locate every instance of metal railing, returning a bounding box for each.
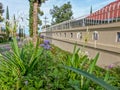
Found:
[42,16,120,32]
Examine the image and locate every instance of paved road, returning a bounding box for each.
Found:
[0,42,22,52]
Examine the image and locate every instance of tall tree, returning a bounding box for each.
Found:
[6,6,9,20]
[28,0,45,45]
[6,6,10,40]
[50,2,73,25]
[13,14,17,37]
[90,6,92,14]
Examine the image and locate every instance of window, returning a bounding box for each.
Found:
[60,33,61,37]
[92,31,99,40]
[64,33,66,37]
[71,33,73,38]
[117,32,120,42]
[77,32,82,39]
[56,33,58,36]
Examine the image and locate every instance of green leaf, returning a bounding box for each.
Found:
[64,66,118,90]
[85,53,99,89]
[28,87,36,90]
[11,37,19,56]
[35,80,43,88]
[88,53,99,73]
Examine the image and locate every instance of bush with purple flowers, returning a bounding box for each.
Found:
[40,40,51,50]
[0,38,119,90]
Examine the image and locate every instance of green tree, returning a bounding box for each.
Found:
[50,2,73,25]
[6,6,10,40]
[90,6,92,14]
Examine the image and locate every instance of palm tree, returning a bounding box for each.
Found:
[28,0,46,46]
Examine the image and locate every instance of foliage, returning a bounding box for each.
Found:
[0,34,8,43]
[110,66,120,89]
[6,6,9,20]
[63,45,119,90]
[64,66,118,90]
[0,15,4,22]
[0,38,119,90]
[6,6,10,39]
[0,37,43,89]
[50,2,73,25]
[5,17,18,38]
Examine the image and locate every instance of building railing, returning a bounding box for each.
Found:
[42,16,120,32]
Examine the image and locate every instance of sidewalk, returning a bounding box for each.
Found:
[0,41,23,52]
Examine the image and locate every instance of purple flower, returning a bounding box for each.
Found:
[108,64,114,69]
[44,40,50,45]
[44,44,51,50]
[40,44,51,50]
[40,40,51,50]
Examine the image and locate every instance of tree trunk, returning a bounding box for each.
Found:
[33,1,38,46]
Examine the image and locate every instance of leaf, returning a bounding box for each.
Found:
[11,37,19,56]
[85,53,99,89]
[35,80,43,88]
[88,53,99,73]
[64,66,118,90]
[28,87,36,90]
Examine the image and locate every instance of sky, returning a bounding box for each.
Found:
[0,0,116,34]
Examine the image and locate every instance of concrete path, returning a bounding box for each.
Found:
[0,42,23,52]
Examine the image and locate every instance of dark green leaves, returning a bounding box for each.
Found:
[50,2,73,25]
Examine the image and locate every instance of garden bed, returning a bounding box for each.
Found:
[0,38,119,90]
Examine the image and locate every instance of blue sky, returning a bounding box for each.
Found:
[41,0,115,24]
[0,0,115,33]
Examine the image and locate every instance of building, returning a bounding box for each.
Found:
[41,0,120,68]
[87,0,120,22]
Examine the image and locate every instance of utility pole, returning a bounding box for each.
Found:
[43,16,48,31]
